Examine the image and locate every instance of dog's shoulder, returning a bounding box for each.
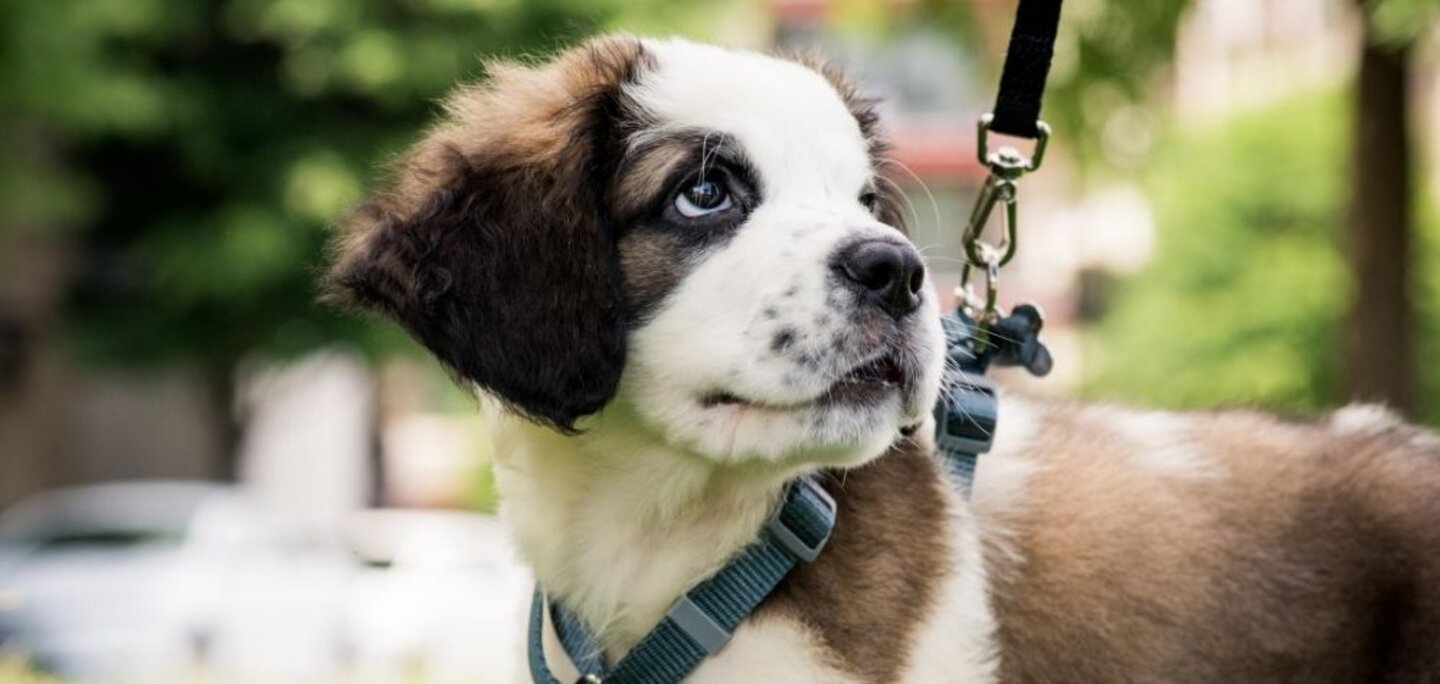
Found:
[757,439,996,683]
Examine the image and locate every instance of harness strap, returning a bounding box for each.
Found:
[934,309,999,495]
[934,370,998,497]
[989,0,1065,139]
[529,476,836,684]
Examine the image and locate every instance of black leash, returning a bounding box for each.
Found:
[989,0,1064,139]
[935,0,1063,492]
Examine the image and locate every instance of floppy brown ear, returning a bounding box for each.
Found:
[326,37,651,432]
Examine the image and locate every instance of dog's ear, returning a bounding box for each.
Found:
[326,37,651,432]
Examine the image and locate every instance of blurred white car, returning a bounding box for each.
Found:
[344,509,530,683]
[0,481,354,682]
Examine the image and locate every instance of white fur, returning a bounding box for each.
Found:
[900,488,998,682]
[1108,409,1226,480]
[491,405,795,658]
[973,397,1041,568]
[1330,403,1404,435]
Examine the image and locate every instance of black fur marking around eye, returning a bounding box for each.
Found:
[615,129,766,323]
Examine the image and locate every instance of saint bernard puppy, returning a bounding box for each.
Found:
[326,36,1440,682]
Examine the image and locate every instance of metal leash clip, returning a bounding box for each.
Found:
[958,114,1050,346]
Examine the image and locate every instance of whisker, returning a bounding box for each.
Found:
[875,174,923,233]
[878,158,944,243]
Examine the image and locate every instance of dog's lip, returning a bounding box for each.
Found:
[701,352,909,410]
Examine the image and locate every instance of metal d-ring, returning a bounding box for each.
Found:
[975,114,1050,174]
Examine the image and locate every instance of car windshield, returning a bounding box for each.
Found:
[0,483,221,551]
[30,529,184,550]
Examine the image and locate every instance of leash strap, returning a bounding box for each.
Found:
[529,476,836,684]
[989,0,1064,139]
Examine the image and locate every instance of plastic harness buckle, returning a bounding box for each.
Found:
[934,372,999,456]
[664,596,731,655]
[764,477,835,562]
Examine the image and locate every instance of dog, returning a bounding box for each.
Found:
[326,36,1440,682]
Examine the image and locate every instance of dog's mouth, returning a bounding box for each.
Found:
[701,352,909,410]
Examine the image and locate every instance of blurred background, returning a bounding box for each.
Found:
[0,0,1436,681]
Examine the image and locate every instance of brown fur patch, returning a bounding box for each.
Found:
[617,233,690,322]
[982,400,1440,682]
[614,137,695,219]
[759,440,956,683]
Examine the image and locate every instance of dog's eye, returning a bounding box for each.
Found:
[674,178,733,218]
[860,190,880,215]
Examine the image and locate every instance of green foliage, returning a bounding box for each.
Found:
[1082,89,1440,421]
[1084,91,1348,411]
[0,657,61,684]
[1044,0,1190,169]
[1370,0,1440,45]
[0,0,686,375]
[911,0,1192,172]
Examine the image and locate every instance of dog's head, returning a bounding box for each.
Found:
[328,36,944,467]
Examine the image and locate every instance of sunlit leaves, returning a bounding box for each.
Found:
[1369,0,1440,46]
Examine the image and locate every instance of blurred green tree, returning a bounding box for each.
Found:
[1083,92,1353,412]
[0,0,690,475]
[1083,86,1440,422]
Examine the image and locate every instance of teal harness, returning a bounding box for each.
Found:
[527,477,837,684]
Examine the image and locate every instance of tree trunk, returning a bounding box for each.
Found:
[1345,12,1417,417]
[0,233,70,508]
[209,363,243,481]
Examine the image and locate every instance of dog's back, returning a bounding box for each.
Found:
[978,400,1440,682]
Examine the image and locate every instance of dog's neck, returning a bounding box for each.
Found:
[489,400,812,658]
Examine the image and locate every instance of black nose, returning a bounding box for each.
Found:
[835,240,925,318]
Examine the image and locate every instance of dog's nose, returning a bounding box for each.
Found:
[835,240,925,318]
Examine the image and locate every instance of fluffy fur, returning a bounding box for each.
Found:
[327,35,1440,683]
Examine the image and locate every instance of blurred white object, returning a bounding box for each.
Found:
[344,508,529,683]
[238,350,374,538]
[0,481,352,682]
[381,413,489,507]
